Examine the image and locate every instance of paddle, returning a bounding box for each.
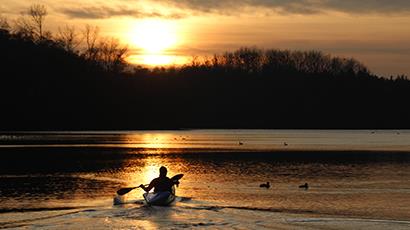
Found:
[116,174,184,196]
[171,173,184,182]
[116,185,146,196]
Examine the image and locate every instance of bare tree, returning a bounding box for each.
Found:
[233,47,263,74]
[82,25,99,61]
[12,5,47,40]
[29,4,47,39]
[96,37,128,72]
[13,15,35,39]
[0,15,10,31]
[80,25,128,72]
[190,55,200,67]
[56,25,81,52]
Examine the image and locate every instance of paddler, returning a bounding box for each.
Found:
[140,166,178,193]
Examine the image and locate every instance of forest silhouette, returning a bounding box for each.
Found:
[1,5,410,130]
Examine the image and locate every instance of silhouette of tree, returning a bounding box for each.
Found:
[1,5,410,130]
[0,15,9,31]
[234,47,263,74]
[82,25,100,61]
[56,25,81,53]
[11,4,49,41]
[96,37,129,73]
[29,4,47,40]
[13,16,35,39]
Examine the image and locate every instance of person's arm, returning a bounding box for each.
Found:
[140,178,156,192]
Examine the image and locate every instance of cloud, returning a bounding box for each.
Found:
[59,5,186,19]
[156,0,410,15]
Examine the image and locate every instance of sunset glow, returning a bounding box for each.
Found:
[127,54,188,66]
[129,19,178,54]
[2,0,410,74]
[126,19,182,66]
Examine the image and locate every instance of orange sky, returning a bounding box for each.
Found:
[2,0,410,76]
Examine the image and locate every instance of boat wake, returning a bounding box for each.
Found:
[113,195,192,206]
[0,206,94,214]
[286,217,410,225]
[0,208,94,229]
[2,200,410,230]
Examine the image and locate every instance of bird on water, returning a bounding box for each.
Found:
[260,182,270,188]
[299,183,309,190]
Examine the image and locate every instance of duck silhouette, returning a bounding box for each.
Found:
[260,182,270,189]
[239,141,243,145]
[299,183,309,190]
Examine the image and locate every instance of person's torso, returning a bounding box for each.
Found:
[153,177,173,193]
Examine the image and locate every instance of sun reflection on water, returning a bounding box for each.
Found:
[121,156,181,199]
[140,133,172,149]
[122,133,189,152]
[142,164,160,186]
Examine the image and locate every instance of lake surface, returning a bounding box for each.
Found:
[0,130,410,229]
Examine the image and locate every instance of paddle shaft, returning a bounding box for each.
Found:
[116,184,148,196]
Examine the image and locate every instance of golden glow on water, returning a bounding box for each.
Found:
[142,163,159,186]
[3,131,410,228]
[121,156,182,200]
[140,133,172,149]
[121,132,193,152]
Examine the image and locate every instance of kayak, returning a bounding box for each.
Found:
[143,186,176,206]
[114,174,183,206]
[142,174,183,206]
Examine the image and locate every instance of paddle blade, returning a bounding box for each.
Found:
[116,187,137,195]
[171,174,184,181]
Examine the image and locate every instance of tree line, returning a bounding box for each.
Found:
[0,5,410,130]
[150,47,371,80]
[0,4,128,73]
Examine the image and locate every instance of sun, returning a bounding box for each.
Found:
[130,19,178,54]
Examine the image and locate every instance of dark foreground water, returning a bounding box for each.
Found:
[0,130,410,229]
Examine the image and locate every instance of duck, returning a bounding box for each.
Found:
[283,142,288,146]
[260,182,270,189]
[299,183,309,190]
[239,141,244,145]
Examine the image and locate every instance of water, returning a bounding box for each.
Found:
[0,130,410,229]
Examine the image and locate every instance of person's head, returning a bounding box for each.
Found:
[159,166,167,177]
